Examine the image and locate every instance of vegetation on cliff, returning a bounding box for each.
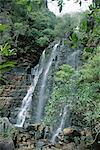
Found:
[0,0,56,58]
[44,6,100,135]
[0,0,100,147]
[0,0,56,83]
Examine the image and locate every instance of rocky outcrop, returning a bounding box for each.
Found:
[0,117,15,150]
[7,124,93,150]
[0,67,30,124]
[0,138,15,150]
[0,118,94,150]
[0,117,13,136]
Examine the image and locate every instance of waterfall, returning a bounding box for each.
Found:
[51,105,69,144]
[36,43,59,123]
[15,51,45,127]
[50,49,82,141]
[67,50,82,69]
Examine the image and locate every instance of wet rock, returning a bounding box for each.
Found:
[81,128,93,144]
[44,126,51,139]
[76,142,87,150]
[62,142,76,150]
[35,130,42,139]
[80,130,86,136]
[0,117,13,137]
[93,142,100,150]
[0,137,15,150]
[36,140,46,149]
[0,117,18,149]
[26,123,40,131]
[63,128,74,136]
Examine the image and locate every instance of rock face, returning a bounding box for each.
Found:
[63,128,74,135]
[0,118,93,150]
[0,138,15,150]
[0,66,30,124]
[0,117,13,137]
[11,124,93,150]
[0,117,15,150]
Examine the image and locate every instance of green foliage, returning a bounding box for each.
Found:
[76,53,100,126]
[13,22,28,35]
[0,43,16,76]
[0,61,15,73]
[44,64,74,125]
[0,0,100,130]
[42,28,54,39]
[45,8,100,129]
[72,8,100,127]
[70,32,79,48]
[55,64,74,81]
[54,15,71,37]
[81,17,88,32]
[0,43,16,57]
[0,117,14,138]
[45,53,100,127]
[54,13,82,38]
[79,55,100,83]
[0,24,9,32]
[0,0,56,55]
[37,36,49,47]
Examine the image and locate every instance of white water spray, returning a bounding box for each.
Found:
[51,105,69,144]
[36,43,59,122]
[15,51,45,127]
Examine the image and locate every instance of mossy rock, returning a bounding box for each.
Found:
[0,117,14,138]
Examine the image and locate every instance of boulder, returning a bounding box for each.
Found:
[0,137,15,150]
[0,117,15,150]
[36,140,46,149]
[63,128,74,136]
[62,142,76,150]
[26,123,40,131]
[0,117,13,137]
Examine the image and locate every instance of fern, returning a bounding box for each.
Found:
[0,43,16,83]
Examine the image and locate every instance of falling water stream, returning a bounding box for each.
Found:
[15,51,45,127]
[51,48,82,144]
[36,43,59,122]
[15,43,59,127]
[51,105,69,144]
[15,39,81,139]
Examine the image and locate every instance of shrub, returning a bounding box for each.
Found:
[37,36,49,47]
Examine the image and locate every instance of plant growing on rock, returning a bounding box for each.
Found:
[44,64,75,125]
[0,43,16,84]
[75,53,100,127]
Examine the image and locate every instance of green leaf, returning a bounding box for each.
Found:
[0,24,8,32]
[0,43,16,57]
[0,61,15,69]
[81,18,87,32]
[71,33,78,42]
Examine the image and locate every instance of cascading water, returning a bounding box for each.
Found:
[67,50,82,69]
[50,48,82,144]
[15,51,45,127]
[51,105,69,144]
[36,43,59,123]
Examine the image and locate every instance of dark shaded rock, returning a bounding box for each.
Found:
[62,142,76,150]
[93,142,100,150]
[0,117,15,149]
[0,117,13,137]
[36,140,47,149]
[0,137,15,150]
[26,123,40,131]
